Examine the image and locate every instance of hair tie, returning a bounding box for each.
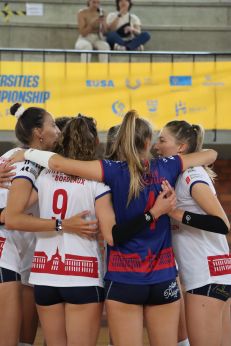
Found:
[15,105,25,119]
[192,125,197,132]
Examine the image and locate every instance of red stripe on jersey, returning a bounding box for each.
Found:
[108,247,175,273]
[208,254,231,276]
[0,237,6,257]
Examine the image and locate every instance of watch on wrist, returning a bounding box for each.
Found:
[55,219,63,232]
[144,211,153,223]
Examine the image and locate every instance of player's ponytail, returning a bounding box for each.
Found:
[111,110,153,205]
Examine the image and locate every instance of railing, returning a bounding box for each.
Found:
[1,47,231,62]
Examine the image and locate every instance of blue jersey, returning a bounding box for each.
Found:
[101,155,183,285]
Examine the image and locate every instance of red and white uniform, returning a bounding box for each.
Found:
[0,148,40,283]
[29,169,111,288]
[172,166,231,291]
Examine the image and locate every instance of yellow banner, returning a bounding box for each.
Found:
[0,61,230,131]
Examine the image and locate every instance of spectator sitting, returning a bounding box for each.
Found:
[106,0,150,51]
[75,0,110,62]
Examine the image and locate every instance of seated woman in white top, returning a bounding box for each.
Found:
[106,0,150,51]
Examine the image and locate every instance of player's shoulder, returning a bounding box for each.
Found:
[78,7,89,15]
[182,166,206,178]
[0,147,21,162]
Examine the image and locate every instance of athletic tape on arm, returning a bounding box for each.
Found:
[25,149,55,168]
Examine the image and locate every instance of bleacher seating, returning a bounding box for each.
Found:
[1,0,231,51]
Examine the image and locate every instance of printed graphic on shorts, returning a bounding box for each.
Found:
[0,237,6,257]
[211,284,231,300]
[164,281,179,300]
[208,254,231,276]
[108,247,175,273]
[31,247,99,278]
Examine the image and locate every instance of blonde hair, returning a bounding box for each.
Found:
[165,120,216,181]
[110,110,153,204]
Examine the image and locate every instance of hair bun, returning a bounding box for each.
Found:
[10,103,25,119]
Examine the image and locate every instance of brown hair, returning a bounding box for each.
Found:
[55,114,98,161]
[55,116,74,131]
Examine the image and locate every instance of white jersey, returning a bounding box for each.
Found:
[172,166,231,291]
[29,169,111,288]
[0,148,40,281]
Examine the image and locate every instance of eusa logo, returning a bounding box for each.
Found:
[85,80,115,87]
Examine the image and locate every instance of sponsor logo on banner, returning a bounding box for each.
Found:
[175,101,187,116]
[125,78,141,90]
[203,75,224,87]
[112,100,125,116]
[146,100,158,113]
[170,76,192,86]
[85,80,115,87]
[125,77,153,90]
[175,101,207,117]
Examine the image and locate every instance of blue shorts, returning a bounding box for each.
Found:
[34,285,105,306]
[0,267,21,283]
[105,279,181,305]
[187,284,231,302]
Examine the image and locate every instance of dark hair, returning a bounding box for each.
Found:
[55,114,98,160]
[55,116,73,131]
[116,0,133,11]
[105,125,120,159]
[10,103,47,146]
